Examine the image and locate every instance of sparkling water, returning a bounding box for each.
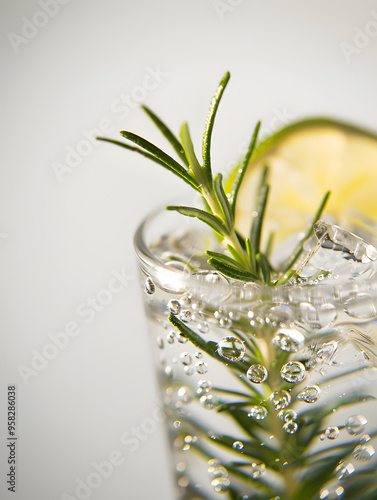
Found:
[136,217,377,499]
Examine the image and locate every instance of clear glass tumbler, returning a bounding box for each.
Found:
[134,207,377,500]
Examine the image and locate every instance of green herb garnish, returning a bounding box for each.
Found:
[97,72,329,284]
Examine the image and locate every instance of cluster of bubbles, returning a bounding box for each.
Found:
[195,379,219,410]
[145,279,208,333]
[319,485,345,499]
[335,460,355,480]
[270,390,291,411]
[320,414,375,463]
[207,457,266,494]
[278,409,298,434]
[250,391,298,434]
[197,379,212,394]
[181,434,197,452]
[247,383,322,433]
[207,459,230,493]
[213,330,322,436]
[145,270,376,497]
[250,462,266,478]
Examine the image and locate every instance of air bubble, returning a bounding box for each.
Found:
[168,299,181,315]
[196,361,209,374]
[198,322,209,333]
[220,317,232,328]
[208,464,228,478]
[278,409,297,422]
[228,310,240,321]
[345,414,368,436]
[166,331,175,344]
[197,380,212,394]
[268,304,294,326]
[270,390,291,410]
[281,361,306,384]
[217,336,246,362]
[251,462,266,478]
[211,477,230,493]
[180,292,192,305]
[145,277,155,294]
[214,309,224,319]
[175,332,188,344]
[248,405,268,420]
[335,460,355,479]
[283,420,298,434]
[297,385,321,404]
[359,434,371,444]
[178,476,189,487]
[184,366,194,376]
[325,426,339,440]
[200,394,218,410]
[176,462,186,472]
[353,444,375,461]
[177,386,193,404]
[179,310,192,323]
[247,364,268,383]
[207,458,220,468]
[272,328,305,353]
[232,441,244,451]
[180,352,192,366]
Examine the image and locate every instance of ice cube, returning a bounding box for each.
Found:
[322,222,377,263]
[346,325,377,366]
[294,220,377,282]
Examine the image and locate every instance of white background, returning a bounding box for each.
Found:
[1,1,377,499]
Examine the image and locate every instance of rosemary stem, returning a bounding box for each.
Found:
[204,189,251,271]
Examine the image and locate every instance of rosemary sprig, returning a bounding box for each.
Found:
[96,74,376,500]
[97,72,330,285]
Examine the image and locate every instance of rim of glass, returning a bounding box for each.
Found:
[134,205,377,307]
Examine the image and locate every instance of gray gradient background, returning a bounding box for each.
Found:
[1,1,377,499]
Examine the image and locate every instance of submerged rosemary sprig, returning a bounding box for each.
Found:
[97,72,330,284]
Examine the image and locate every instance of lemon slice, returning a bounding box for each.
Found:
[232,118,377,244]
